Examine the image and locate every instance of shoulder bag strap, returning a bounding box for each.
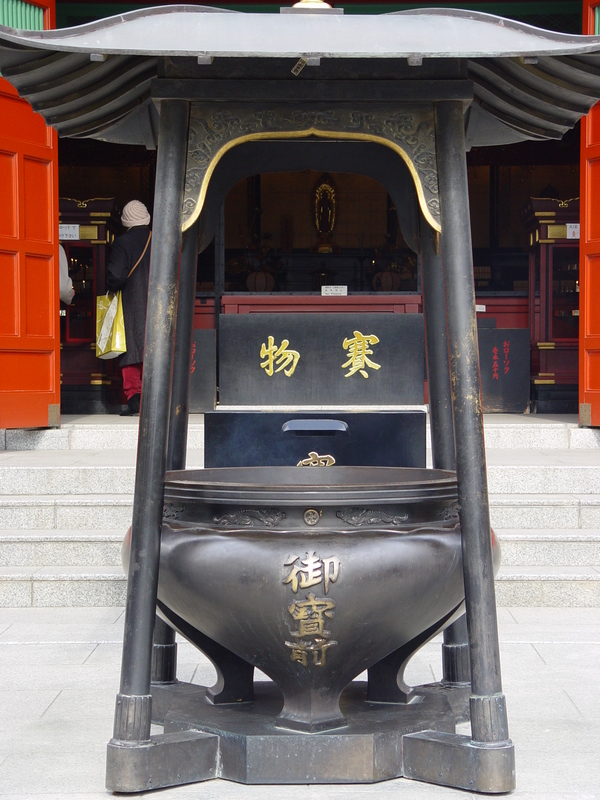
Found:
[127,231,152,279]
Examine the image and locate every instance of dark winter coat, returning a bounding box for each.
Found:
[106,225,151,367]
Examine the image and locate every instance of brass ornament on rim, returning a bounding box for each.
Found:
[297,451,336,467]
[183,103,441,233]
[303,508,321,526]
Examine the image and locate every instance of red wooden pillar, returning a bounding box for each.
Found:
[0,0,60,429]
[580,0,600,425]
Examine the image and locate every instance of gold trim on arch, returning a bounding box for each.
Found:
[181,127,441,233]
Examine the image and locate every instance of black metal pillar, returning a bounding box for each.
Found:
[419,222,470,685]
[110,99,190,744]
[420,224,455,473]
[433,100,509,745]
[167,220,200,472]
[151,221,200,685]
[214,204,225,336]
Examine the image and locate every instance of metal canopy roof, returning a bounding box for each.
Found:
[1,5,600,148]
[3,6,600,60]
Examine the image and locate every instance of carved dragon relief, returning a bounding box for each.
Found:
[214,508,287,528]
[439,503,460,522]
[183,103,440,232]
[336,508,409,527]
[163,504,186,520]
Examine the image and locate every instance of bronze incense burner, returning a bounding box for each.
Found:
[123,466,499,735]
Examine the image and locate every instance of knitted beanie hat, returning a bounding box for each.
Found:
[121,200,150,228]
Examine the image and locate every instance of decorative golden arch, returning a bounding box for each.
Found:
[182,103,441,232]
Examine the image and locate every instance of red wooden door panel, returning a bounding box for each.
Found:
[0,1,59,428]
[580,0,600,426]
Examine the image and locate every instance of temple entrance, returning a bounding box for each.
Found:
[55,133,581,415]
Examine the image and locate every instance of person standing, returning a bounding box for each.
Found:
[106,200,152,416]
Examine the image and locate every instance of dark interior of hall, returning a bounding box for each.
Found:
[58,124,580,298]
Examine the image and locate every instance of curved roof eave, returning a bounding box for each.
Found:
[2,6,600,59]
[2,5,600,149]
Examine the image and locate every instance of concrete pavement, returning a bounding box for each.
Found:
[0,605,598,799]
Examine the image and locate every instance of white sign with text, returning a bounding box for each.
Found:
[321,285,348,296]
[59,224,80,240]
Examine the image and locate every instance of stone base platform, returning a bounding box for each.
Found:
[148,680,470,785]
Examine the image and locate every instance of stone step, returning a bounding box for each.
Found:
[2,415,599,452]
[469,421,600,451]
[0,566,126,607]
[2,564,598,608]
[495,530,600,566]
[1,417,205,452]
[2,414,598,607]
[2,528,595,570]
[489,494,600,530]
[0,449,205,496]
[1,492,600,531]
[495,565,600,607]
[485,448,600,493]
[0,495,133,530]
[0,530,123,567]
[490,464,600,495]
[1,453,599,496]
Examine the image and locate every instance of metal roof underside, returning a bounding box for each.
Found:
[1,5,600,148]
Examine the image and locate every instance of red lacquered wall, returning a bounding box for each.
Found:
[0,1,60,428]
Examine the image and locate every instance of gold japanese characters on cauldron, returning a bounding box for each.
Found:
[313,174,337,254]
[286,595,337,667]
[259,330,381,379]
[283,550,341,667]
[284,551,340,593]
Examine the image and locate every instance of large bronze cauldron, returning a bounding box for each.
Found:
[123,467,500,733]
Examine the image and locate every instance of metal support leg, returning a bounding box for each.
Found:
[442,614,470,684]
[434,100,509,743]
[108,100,214,793]
[167,220,200,473]
[152,616,177,685]
[420,223,455,474]
[420,222,470,686]
[403,101,514,793]
[105,100,221,794]
[150,221,200,686]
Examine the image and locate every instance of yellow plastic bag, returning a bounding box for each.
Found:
[96,292,126,359]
